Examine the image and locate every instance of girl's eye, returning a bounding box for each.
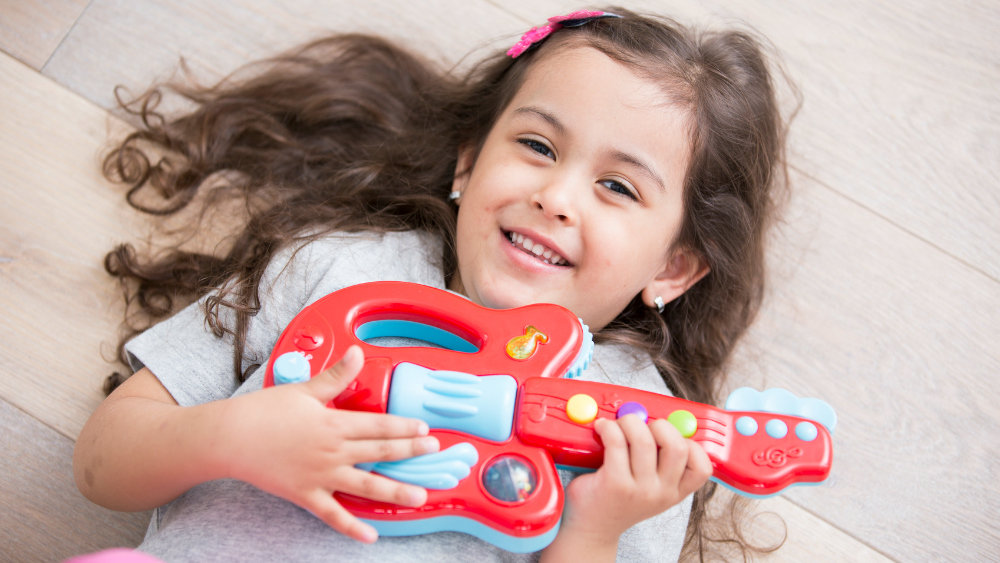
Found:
[518,138,555,160]
[600,179,639,201]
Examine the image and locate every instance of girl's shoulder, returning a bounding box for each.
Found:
[305,230,443,266]
[265,230,447,304]
[585,341,672,396]
[306,229,443,279]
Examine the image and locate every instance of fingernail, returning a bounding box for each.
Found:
[407,487,428,506]
[417,436,439,454]
[416,422,430,436]
[344,345,361,362]
[358,525,378,543]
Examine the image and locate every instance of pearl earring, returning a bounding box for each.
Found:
[653,296,665,314]
[448,191,461,202]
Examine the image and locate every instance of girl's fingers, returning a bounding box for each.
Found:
[334,466,428,507]
[648,418,712,495]
[677,440,713,496]
[303,345,365,402]
[300,346,430,440]
[650,418,689,484]
[332,410,430,440]
[616,414,658,480]
[593,418,629,474]
[340,435,440,464]
[303,489,378,543]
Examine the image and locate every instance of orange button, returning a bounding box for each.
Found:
[566,394,599,424]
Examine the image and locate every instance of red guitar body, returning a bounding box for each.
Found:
[264,281,834,552]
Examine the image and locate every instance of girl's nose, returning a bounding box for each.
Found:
[530,175,578,224]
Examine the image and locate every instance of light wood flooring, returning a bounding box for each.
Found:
[1,1,997,561]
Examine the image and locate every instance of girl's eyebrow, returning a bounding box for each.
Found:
[513,105,565,134]
[513,105,666,193]
[611,150,666,193]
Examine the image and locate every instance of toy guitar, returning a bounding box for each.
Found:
[264,281,835,552]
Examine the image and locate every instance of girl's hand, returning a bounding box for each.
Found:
[543,414,712,560]
[220,345,439,543]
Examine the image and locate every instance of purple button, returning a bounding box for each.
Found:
[616,401,648,423]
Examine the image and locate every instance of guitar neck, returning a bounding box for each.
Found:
[516,377,833,497]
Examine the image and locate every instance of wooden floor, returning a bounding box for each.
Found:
[1,1,997,561]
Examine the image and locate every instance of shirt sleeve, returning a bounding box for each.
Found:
[124,231,445,406]
[123,240,325,406]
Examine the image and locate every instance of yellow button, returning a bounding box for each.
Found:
[566,394,599,424]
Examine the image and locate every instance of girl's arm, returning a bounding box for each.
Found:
[73,346,439,543]
[539,415,712,562]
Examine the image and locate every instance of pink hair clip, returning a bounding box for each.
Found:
[506,10,622,58]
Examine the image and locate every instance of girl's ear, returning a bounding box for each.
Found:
[451,144,476,199]
[641,247,710,308]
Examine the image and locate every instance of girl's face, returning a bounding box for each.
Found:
[450,46,704,331]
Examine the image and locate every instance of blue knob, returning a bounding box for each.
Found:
[273,352,312,384]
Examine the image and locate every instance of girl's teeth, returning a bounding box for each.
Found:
[506,231,568,266]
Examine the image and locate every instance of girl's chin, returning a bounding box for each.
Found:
[475,283,549,311]
[477,293,528,311]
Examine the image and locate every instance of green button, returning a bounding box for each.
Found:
[667,409,697,438]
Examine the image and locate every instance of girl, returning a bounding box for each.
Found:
[74,7,788,561]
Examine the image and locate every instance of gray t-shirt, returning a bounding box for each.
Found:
[125,231,692,562]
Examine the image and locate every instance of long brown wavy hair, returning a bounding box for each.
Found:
[102,7,791,560]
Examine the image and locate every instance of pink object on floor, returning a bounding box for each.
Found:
[64,548,164,563]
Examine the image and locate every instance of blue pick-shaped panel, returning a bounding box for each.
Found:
[357,442,479,490]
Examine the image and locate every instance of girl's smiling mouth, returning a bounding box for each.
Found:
[504,230,572,267]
